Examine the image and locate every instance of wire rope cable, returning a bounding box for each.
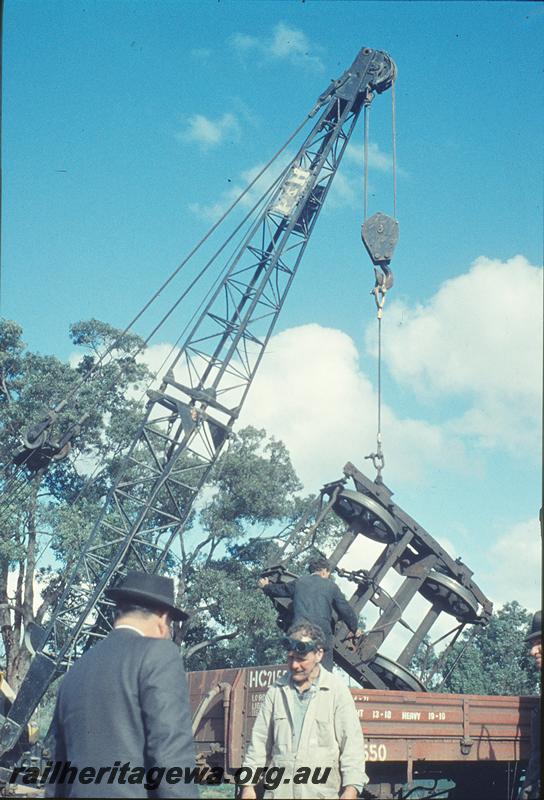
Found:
[363,76,398,482]
[377,315,382,454]
[391,78,397,220]
[52,111,312,414]
[0,177,278,524]
[0,113,309,509]
[363,103,370,221]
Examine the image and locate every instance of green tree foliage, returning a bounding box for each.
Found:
[0,318,150,688]
[181,426,345,670]
[409,602,540,695]
[407,635,441,690]
[0,320,345,687]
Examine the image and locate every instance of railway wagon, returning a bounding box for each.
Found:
[188,665,537,800]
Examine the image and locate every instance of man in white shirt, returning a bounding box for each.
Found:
[241,621,367,799]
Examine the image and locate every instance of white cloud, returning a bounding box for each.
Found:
[188,162,262,220]
[230,33,259,53]
[325,169,358,209]
[482,517,542,610]
[345,141,405,175]
[189,151,293,221]
[178,112,240,150]
[190,48,211,61]
[188,196,235,223]
[244,324,374,488]
[270,22,321,66]
[243,323,470,491]
[325,141,406,210]
[231,22,324,71]
[135,342,180,388]
[370,255,543,454]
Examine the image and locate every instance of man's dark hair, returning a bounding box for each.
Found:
[287,621,327,651]
[308,556,331,574]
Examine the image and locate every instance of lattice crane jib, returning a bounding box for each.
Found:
[0,47,397,756]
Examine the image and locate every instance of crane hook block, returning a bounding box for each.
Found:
[361,212,399,267]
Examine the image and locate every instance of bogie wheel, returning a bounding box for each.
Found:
[369,653,427,692]
[333,490,399,543]
[419,571,480,623]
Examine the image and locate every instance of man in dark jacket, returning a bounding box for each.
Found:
[259,557,360,670]
[518,610,541,800]
[46,572,198,798]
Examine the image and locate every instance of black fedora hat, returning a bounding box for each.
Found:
[524,610,541,643]
[106,571,189,622]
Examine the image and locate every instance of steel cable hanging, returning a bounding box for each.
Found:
[0,124,314,594]
[363,103,370,221]
[48,112,313,415]
[139,162,291,352]
[363,75,398,484]
[0,113,310,514]
[392,79,397,220]
[0,176,282,528]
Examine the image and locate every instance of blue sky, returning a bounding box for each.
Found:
[1,1,542,630]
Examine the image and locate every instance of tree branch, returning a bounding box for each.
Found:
[0,371,12,404]
[185,533,217,569]
[35,561,74,626]
[0,565,14,661]
[184,628,239,660]
[14,560,24,640]
[204,538,222,567]
[23,486,40,625]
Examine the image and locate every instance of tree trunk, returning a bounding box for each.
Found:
[1,482,41,691]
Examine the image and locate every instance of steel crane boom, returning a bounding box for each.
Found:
[0,46,396,758]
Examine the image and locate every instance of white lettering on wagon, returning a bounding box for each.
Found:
[401,711,421,720]
[250,694,264,716]
[371,709,392,720]
[248,668,287,688]
[364,743,388,761]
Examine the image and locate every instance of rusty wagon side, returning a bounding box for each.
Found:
[188,665,537,799]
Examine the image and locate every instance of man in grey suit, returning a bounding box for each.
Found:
[47,572,198,798]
